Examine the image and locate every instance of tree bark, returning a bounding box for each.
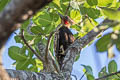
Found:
[7,69,62,80]
[0,0,52,49]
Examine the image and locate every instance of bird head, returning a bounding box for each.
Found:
[58,13,75,27]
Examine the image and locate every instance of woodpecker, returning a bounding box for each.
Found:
[54,13,75,69]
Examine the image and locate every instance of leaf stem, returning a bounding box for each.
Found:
[20,29,43,61]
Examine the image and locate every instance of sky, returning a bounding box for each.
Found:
[72,28,120,80]
[2,20,120,80]
[2,30,22,70]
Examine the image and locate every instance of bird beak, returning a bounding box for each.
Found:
[58,12,64,19]
[68,18,75,25]
[58,12,75,25]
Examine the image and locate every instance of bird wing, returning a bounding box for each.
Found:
[54,31,59,56]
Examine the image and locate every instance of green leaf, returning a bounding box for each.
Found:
[16,60,30,70]
[81,65,93,75]
[78,18,98,37]
[49,12,59,22]
[44,24,55,34]
[8,46,27,61]
[87,74,95,80]
[96,34,112,52]
[30,58,36,65]
[74,33,79,39]
[87,0,98,6]
[16,57,36,70]
[49,2,62,12]
[71,25,81,31]
[27,49,34,58]
[32,11,44,25]
[49,37,54,53]
[14,35,22,43]
[108,60,117,74]
[34,46,41,55]
[98,0,114,7]
[32,11,57,34]
[20,46,27,56]
[116,43,120,51]
[70,1,80,9]
[113,34,120,51]
[38,13,52,26]
[0,0,10,11]
[110,0,119,8]
[87,8,100,19]
[35,59,43,70]
[28,65,38,72]
[113,24,120,31]
[61,0,69,3]
[101,7,120,21]
[21,19,30,29]
[80,6,87,15]
[34,36,42,44]
[24,32,35,41]
[75,54,80,61]
[80,7,100,19]
[112,78,120,80]
[60,3,68,13]
[98,66,118,79]
[70,10,81,23]
[33,12,52,26]
[53,0,61,7]
[41,37,47,45]
[98,67,108,78]
[31,26,44,34]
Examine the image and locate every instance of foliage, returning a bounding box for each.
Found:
[81,60,118,80]
[0,0,10,11]
[1,0,120,79]
[98,60,118,80]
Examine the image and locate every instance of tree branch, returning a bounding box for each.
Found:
[65,0,71,15]
[0,0,52,79]
[26,19,62,72]
[45,31,55,64]
[0,0,52,49]
[20,29,44,61]
[61,19,113,73]
[95,71,120,80]
[6,69,63,80]
[44,24,62,72]
[71,74,77,80]
[79,71,87,80]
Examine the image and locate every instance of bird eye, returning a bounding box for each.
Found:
[64,16,68,20]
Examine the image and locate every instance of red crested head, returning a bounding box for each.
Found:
[58,13,75,27]
[62,16,74,25]
[64,19,69,25]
